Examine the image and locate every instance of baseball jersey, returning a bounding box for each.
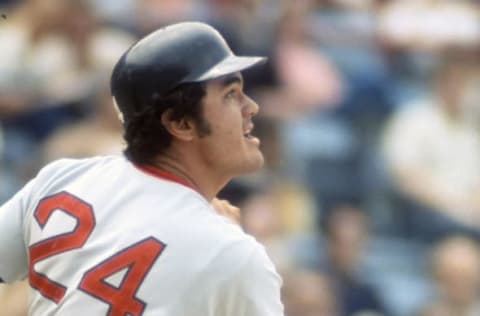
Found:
[0,155,284,316]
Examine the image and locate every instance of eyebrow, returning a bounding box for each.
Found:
[220,74,243,88]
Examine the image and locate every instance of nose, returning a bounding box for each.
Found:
[242,94,259,118]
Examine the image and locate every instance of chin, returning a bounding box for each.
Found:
[243,152,265,173]
[225,149,265,176]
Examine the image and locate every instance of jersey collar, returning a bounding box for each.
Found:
[134,163,199,192]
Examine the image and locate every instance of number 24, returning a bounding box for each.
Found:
[29,191,166,316]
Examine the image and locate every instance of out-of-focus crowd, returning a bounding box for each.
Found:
[1,0,480,315]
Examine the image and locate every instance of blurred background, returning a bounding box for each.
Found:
[0,0,480,315]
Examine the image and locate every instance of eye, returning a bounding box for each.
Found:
[225,89,237,99]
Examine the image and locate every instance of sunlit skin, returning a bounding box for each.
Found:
[433,237,480,309]
[196,73,264,174]
[152,72,264,202]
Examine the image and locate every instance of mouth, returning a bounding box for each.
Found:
[243,124,254,139]
[243,124,260,145]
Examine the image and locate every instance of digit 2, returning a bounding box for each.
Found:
[29,191,95,303]
[28,191,166,316]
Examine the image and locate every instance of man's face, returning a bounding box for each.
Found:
[434,242,480,307]
[194,72,264,178]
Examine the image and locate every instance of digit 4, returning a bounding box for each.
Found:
[79,238,166,316]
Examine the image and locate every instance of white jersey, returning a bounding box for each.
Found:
[0,155,284,316]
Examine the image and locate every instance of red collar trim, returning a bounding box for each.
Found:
[134,163,198,192]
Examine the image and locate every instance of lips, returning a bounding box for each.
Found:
[243,123,260,145]
[243,123,253,138]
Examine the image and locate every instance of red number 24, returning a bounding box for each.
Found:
[28,191,166,316]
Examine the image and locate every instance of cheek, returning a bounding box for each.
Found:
[198,126,239,161]
[212,119,242,142]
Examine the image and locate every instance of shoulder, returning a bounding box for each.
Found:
[31,156,123,196]
[36,156,114,180]
[206,231,284,315]
[205,226,279,282]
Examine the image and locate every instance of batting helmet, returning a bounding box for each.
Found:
[111,22,266,118]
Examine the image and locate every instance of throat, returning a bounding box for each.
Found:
[152,159,199,190]
[151,155,224,201]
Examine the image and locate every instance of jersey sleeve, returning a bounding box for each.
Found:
[216,241,284,316]
[0,179,35,282]
[0,157,105,283]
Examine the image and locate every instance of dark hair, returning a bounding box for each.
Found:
[122,82,210,164]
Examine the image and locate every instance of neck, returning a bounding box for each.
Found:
[150,151,229,201]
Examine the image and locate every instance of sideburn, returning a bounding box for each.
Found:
[194,114,212,138]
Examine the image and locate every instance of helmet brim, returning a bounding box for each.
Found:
[182,55,267,83]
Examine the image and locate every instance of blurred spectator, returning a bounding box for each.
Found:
[134,0,204,35]
[378,0,480,51]
[260,3,357,198]
[282,268,339,316]
[376,0,480,103]
[42,84,123,162]
[0,0,134,189]
[0,281,28,316]
[308,0,394,123]
[383,56,480,241]
[240,186,291,268]
[321,205,388,316]
[0,124,16,201]
[417,236,480,316]
[204,0,280,90]
[219,176,318,272]
[242,115,319,238]
[268,1,392,219]
[87,0,136,29]
[0,124,3,164]
[207,0,280,54]
[0,0,77,117]
[274,4,343,116]
[270,2,343,118]
[0,0,133,125]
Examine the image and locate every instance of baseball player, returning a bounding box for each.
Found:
[0,22,284,316]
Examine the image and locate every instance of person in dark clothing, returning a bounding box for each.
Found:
[321,204,388,316]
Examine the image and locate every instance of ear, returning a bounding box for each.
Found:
[161,109,195,141]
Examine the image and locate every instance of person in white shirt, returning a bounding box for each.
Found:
[383,58,480,241]
[0,22,284,316]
